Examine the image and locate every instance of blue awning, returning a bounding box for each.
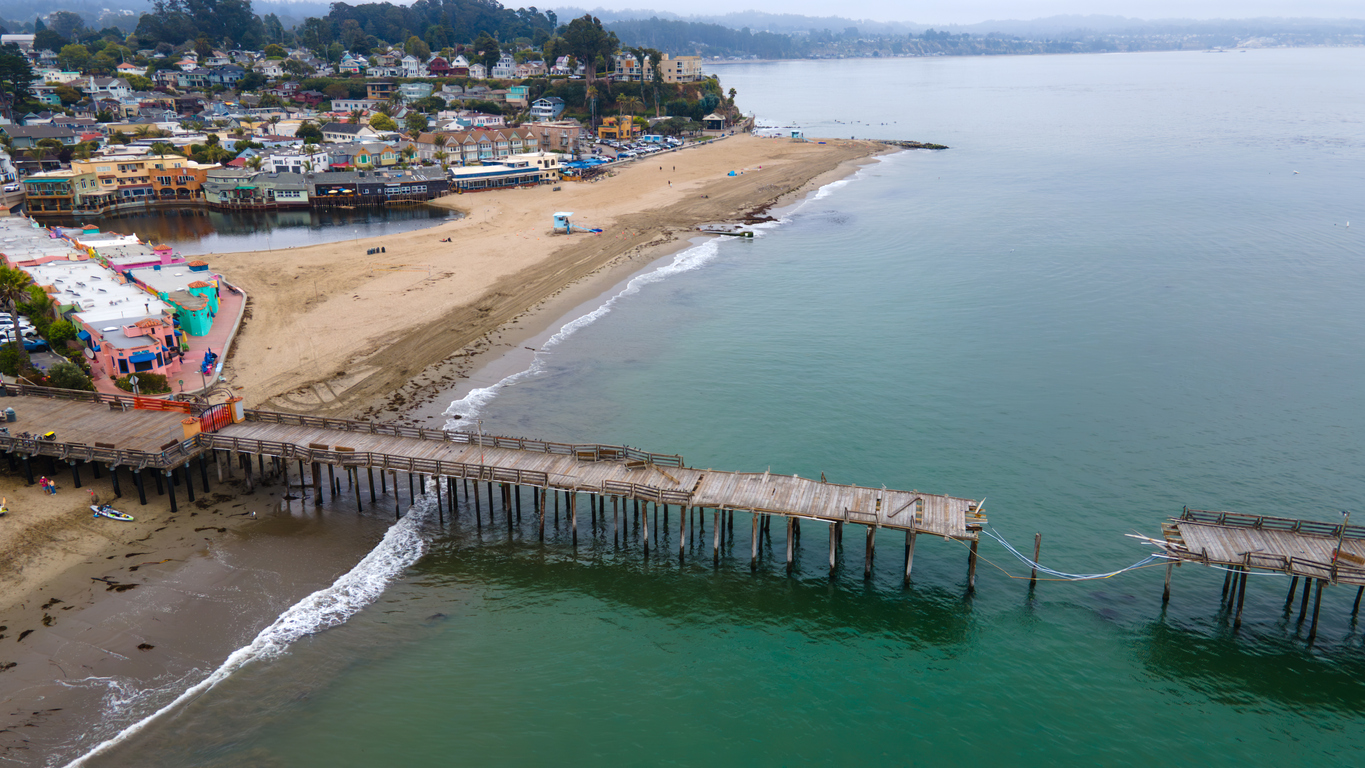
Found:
[129,351,157,363]
[77,330,91,340]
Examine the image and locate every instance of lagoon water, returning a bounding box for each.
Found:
[74,49,1365,766]
[41,205,456,256]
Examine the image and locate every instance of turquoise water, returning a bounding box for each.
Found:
[80,49,1365,766]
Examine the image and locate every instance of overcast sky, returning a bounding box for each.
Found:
[578,1,1365,25]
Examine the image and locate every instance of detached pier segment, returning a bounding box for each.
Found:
[0,387,986,581]
[1158,507,1365,642]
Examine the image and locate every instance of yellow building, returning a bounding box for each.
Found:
[72,153,215,204]
[598,116,640,140]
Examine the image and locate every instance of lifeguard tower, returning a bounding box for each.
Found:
[553,212,602,234]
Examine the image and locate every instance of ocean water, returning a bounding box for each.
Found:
[71,49,1365,766]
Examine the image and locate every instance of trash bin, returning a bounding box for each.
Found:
[4,408,15,422]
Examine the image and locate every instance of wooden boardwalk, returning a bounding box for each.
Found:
[1155,507,1365,642]
[1159,508,1365,586]
[0,386,987,582]
[212,417,983,540]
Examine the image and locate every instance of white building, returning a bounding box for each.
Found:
[262,148,333,174]
[491,53,516,79]
[401,54,427,78]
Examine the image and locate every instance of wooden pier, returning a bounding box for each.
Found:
[0,385,986,584]
[1154,507,1365,642]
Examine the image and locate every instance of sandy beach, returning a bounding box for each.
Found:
[0,134,889,765]
[214,135,887,419]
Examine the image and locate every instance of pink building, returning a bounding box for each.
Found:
[82,315,183,382]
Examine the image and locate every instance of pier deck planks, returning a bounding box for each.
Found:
[0,394,983,540]
[5,395,188,453]
[1164,512,1365,586]
[214,421,982,539]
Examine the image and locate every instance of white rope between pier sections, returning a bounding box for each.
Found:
[983,528,1171,581]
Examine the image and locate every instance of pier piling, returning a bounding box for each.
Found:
[864,526,876,579]
[904,529,917,585]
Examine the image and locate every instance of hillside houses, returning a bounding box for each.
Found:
[3,30,720,218]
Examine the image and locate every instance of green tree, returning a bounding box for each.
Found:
[404,35,430,60]
[47,10,86,40]
[46,361,94,391]
[404,111,428,134]
[0,266,35,371]
[473,32,500,71]
[149,142,178,164]
[34,29,68,55]
[57,43,91,72]
[0,45,35,105]
[20,286,56,336]
[296,120,322,143]
[648,49,664,116]
[562,15,618,85]
[46,319,78,347]
[283,59,314,77]
[264,43,287,58]
[370,112,397,131]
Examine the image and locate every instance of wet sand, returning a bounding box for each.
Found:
[0,137,889,766]
[0,462,395,765]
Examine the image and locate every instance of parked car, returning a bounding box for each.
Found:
[2,183,19,193]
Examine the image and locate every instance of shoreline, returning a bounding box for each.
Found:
[394,148,887,429]
[0,137,889,766]
[213,134,889,419]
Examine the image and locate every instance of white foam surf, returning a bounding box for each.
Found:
[443,237,724,426]
[62,499,433,767]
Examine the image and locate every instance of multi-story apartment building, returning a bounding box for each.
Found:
[19,169,99,214]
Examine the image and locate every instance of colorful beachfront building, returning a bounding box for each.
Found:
[597,116,640,141]
[87,315,182,379]
[20,169,99,214]
[125,261,222,337]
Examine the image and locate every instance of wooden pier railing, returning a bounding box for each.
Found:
[244,409,685,467]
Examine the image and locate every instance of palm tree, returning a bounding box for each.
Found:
[0,266,35,372]
[134,124,153,138]
[149,141,176,167]
[22,286,56,327]
[401,144,416,165]
[648,49,664,116]
[267,115,281,134]
[433,149,448,169]
[245,155,263,170]
[203,145,232,164]
[586,84,599,130]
